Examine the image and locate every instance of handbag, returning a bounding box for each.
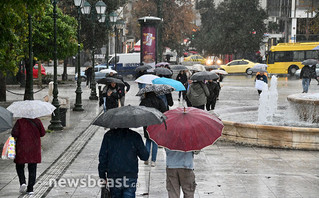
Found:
[1,136,16,160]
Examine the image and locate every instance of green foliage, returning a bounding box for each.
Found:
[194,0,267,58]
[33,3,78,61]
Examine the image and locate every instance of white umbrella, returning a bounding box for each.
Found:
[191,64,206,71]
[210,70,228,75]
[249,64,268,72]
[135,74,159,84]
[100,68,117,74]
[7,100,56,119]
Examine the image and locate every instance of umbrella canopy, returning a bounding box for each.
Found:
[135,74,159,84]
[136,84,175,96]
[7,100,56,119]
[97,77,124,85]
[154,67,173,76]
[190,71,219,81]
[155,62,170,67]
[302,59,318,66]
[100,68,117,74]
[191,64,206,71]
[147,107,224,151]
[210,70,228,75]
[171,65,188,71]
[152,77,186,91]
[206,65,221,70]
[93,105,166,129]
[0,106,13,132]
[248,64,268,72]
[135,65,152,72]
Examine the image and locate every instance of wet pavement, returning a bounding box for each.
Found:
[0,75,319,197]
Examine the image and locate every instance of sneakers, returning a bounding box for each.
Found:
[151,161,156,167]
[19,184,27,194]
[144,160,149,165]
[27,192,34,196]
[178,98,180,101]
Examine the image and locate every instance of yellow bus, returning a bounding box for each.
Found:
[267,42,319,75]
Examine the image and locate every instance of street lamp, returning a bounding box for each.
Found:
[73,0,84,111]
[82,0,106,100]
[48,0,63,130]
[109,12,118,68]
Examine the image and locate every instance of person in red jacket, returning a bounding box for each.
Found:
[11,118,46,195]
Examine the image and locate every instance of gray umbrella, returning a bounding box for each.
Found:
[205,65,221,70]
[171,65,188,71]
[302,59,318,66]
[154,67,173,76]
[136,84,175,96]
[93,105,166,128]
[135,65,152,72]
[190,71,219,81]
[97,77,124,85]
[0,106,13,132]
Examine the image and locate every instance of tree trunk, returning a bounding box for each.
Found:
[38,60,42,88]
[62,58,68,81]
[0,71,6,101]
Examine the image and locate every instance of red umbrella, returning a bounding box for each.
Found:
[147,107,224,151]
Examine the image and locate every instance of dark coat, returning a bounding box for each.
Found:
[256,74,268,83]
[11,118,46,164]
[98,128,149,179]
[300,65,311,79]
[206,81,220,101]
[102,85,120,110]
[139,92,167,138]
[176,72,187,85]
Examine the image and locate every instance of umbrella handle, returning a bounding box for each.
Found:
[163,118,167,130]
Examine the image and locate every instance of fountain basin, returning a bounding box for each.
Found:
[215,106,319,150]
[287,93,319,123]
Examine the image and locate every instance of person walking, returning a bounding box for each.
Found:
[102,82,120,112]
[98,128,149,197]
[84,66,93,87]
[165,149,198,198]
[255,71,268,95]
[310,64,319,85]
[176,70,188,101]
[117,75,130,107]
[186,81,210,110]
[139,91,167,167]
[206,79,220,111]
[300,65,311,93]
[11,118,46,195]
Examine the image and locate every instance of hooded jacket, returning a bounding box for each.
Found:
[186,81,210,107]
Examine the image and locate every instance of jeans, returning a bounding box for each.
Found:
[16,163,37,192]
[103,97,107,112]
[302,78,310,93]
[109,177,137,198]
[145,138,158,162]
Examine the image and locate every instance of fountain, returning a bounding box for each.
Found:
[215,76,319,150]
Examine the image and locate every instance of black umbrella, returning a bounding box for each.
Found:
[154,67,172,76]
[302,59,318,66]
[97,77,124,85]
[0,106,13,133]
[135,65,152,72]
[93,105,167,128]
[171,65,188,71]
[190,71,219,81]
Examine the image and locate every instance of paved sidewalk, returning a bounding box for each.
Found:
[1,76,319,197]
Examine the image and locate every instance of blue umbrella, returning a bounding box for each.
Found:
[152,77,186,91]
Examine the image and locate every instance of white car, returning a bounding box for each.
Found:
[295,64,319,78]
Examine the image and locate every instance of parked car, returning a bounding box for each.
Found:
[32,64,46,78]
[220,59,257,74]
[184,55,207,65]
[75,64,113,81]
[295,64,319,78]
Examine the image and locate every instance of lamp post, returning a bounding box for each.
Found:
[82,0,106,100]
[116,19,125,55]
[109,12,118,69]
[48,0,63,130]
[73,0,84,111]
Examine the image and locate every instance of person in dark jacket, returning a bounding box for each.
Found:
[139,92,167,167]
[102,82,120,111]
[84,66,92,87]
[206,79,220,111]
[310,64,319,85]
[176,70,188,101]
[300,65,311,93]
[108,73,130,107]
[11,118,46,195]
[98,128,149,197]
[255,71,268,95]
